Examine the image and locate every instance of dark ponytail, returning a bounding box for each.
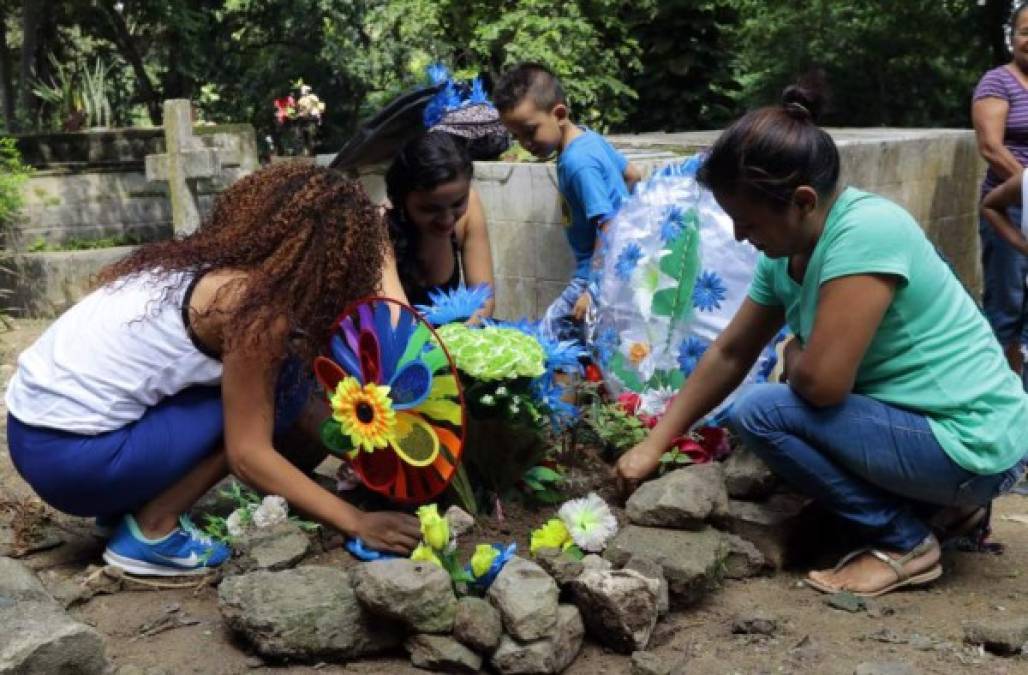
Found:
[385,131,473,289]
[697,81,839,207]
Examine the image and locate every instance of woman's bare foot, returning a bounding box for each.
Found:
[807,535,941,596]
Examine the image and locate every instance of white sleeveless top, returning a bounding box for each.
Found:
[5,271,223,434]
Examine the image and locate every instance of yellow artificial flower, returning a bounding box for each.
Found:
[330,377,396,452]
[530,518,572,555]
[470,544,499,578]
[416,503,450,551]
[410,543,442,567]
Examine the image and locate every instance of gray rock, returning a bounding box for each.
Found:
[113,667,174,675]
[713,494,810,569]
[580,554,613,573]
[631,650,678,675]
[626,463,729,529]
[453,596,502,653]
[721,533,769,579]
[406,634,482,673]
[218,566,402,662]
[490,605,584,675]
[0,503,63,558]
[226,522,312,574]
[569,569,659,653]
[722,446,778,499]
[732,613,779,636]
[604,525,727,608]
[963,615,1028,655]
[0,557,108,674]
[487,556,559,642]
[624,556,669,616]
[534,548,584,587]
[445,506,476,538]
[853,661,917,675]
[352,558,457,634]
[827,592,867,614]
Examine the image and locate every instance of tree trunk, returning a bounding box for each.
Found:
[100,4,161,125]
[0,6,15,131]
[18,0,49,129]
[986,0,1010,66]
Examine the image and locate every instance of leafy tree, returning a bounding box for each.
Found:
[727,0,999,127]
[624,0,740,132]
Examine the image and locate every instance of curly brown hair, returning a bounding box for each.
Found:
[96,162,387,363]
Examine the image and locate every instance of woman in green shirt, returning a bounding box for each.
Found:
[616,85,1028,598]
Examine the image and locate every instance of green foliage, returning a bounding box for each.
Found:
[583,399,647,454]
[727,0,997,127]
[0,137,30,235]
[658,447,693,475]
[624,0,741,131]
[27,232,141,252]
[521,465,567,504]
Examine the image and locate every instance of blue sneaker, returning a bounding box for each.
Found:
[103,514,230,576]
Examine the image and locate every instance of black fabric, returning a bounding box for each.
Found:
[402,235,462,307]
[180,272,222,361]
[330,84,444,172]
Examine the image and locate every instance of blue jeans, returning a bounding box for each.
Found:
[728,384,1027,552]
[980,208,1028,340]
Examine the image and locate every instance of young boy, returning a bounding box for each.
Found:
[494,63,641,343]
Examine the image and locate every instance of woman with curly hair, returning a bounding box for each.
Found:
[5,163,421,575]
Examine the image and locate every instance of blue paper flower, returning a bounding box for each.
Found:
[415,283,493,326]
[469,77,489,105]
[660,206,685,243]
[692,270,727,312]
[614,243,643,280]
[467,543,516,590]
[677,336,709,376]
[426,63,451,85]
[593,327,618,366]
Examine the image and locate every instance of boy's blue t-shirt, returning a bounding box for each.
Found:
[556,129,629,278]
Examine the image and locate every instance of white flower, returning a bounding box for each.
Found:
[638,385,677,417]
[480,394,496,405]
[252,495,289,528]
[495,386,508,396]
[225,508,248,538]
[557,492,618,553]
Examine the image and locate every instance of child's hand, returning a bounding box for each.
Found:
[353,510,421,555]
[572,291,591,321]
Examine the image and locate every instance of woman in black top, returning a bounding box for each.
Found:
[383,132,496,318]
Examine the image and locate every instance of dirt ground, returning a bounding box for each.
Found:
[2,319,1027,675]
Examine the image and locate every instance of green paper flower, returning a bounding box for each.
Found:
[437,324,546,380]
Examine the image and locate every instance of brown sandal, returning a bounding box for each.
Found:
[804,535,942,598]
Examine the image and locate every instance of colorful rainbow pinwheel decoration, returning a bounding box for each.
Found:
[314,297,466,503]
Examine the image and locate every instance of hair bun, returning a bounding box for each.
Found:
[781,84,823,123]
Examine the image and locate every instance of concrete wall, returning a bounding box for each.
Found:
[361,129,985,320]
[6,128,984,319]
[13,125,258,248]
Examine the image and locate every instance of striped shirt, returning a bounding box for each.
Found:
[974,66,1028,196]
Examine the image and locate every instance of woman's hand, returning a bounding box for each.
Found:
[614,438,665,497]
[353,510,422,555]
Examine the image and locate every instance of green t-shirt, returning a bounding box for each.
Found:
[748,187,1028,475]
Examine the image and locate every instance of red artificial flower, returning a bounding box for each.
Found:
[673,436,711,464]
[640,414,659,429]
[617,391,641,415]
[695,426,731,460]
[274,95,296,125]
[585,364,603,383]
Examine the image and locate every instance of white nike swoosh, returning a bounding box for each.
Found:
[153,551,202,567]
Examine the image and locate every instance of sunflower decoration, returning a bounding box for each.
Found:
[315,297,466,503]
